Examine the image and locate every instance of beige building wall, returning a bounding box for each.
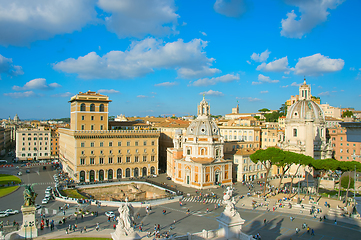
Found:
[233,149,267,182]
[16,127,51,161]
[261,128,278,149]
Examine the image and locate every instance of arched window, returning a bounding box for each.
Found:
[117,168,122,179]
[142,167,147,176]
[200,148,205,155]
[80,103,86,111]
[108,169,113,180]
[99,170,104,181]
[80,171,85,182]
[216,149,219,157]
[134,168,139,177]
[90,104,95,112]
[89,170,95,182]
[99,104,104,112]
[293,128,297,137]
[125,168,131,178]
[150,166,155,174]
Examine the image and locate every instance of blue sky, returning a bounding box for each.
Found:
[0,0,360,119]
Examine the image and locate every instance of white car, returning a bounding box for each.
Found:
[105,211,115,218]
[17,172,22,176]
[5,209,19,215]
[41,198,49,204]
[36,204,42,210]
[0,211,9,217]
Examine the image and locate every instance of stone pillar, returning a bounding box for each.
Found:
[305,120,314,158]
[19,206,37,239]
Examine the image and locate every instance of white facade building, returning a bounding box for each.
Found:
[16,127,51,161]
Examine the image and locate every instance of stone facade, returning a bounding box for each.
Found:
[167,97,232,189]
[59,91,160,182]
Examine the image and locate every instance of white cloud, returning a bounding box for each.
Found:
[246,60,251,65]
[281,0,344,38]
[250,49,271,62]
[256,57,289,72]
[260,90,268,94]
[12,78,61,91]
[154,81,178,87]
[291,82,301,87]
[242,97,261,102]
[214,0,247,18]
[294,53,344,76]
[98,89,120,94]
[191,73,240,86]
[350,67,355,71]
[281,85,289,88]
[0,54,23,77]
[4,91,37,98]
[98,0,179,39]
[137,95,148,98]
[200,90,224,96]
[252,74,279,85]
[282,76,289,79]
[54,38,219,79]
[318,91,330,96]
[200,31,207,36]
[51,92,73,98]
[0,0,97,46]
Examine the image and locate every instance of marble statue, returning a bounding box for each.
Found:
[23,184,37,207]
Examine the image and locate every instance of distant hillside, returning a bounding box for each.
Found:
[48,118,70,123]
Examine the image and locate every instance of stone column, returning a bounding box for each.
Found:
[19,206,37,239]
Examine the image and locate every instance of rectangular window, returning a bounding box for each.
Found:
[100,116,103,121]
[151,141,155,146]
[81,125,85,130]
[117,157,122,163]
[134,156,139,162]
[90,158,95,164]
[118,142,122,146]
[135,141,138,146]
[151,156,155,161]
[99,158,104,164]
[108,157,113,164]
[143,141,147,146]
[80,158,85,165]
[90,142,94,147]
[100,142,104,147]
[81,116,85,120]
[109,142,113,147]
[91,116,94,120]
[143,156,147,162]
[126,157,131,162]
[81,151,84,155]
[100,125,103,130]
[127,141,130,146]
[91,125,94,130]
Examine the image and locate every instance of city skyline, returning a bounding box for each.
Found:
[1,0,360,119]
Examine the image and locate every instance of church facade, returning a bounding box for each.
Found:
[166,97,233,189]
[279,79,333,160]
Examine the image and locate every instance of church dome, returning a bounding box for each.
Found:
[287,99,325,122]
[186,117,220,137]
[186,96,221,137]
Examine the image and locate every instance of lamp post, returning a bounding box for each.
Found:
[29,221,34,239]
[297,159,301,204]
[24,221,28,239]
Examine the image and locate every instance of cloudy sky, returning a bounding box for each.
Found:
[0,0,360,119]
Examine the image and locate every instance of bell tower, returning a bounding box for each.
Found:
[299,77,311,100]
[197,95,210,117]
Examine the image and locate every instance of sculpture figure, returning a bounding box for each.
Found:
[114,202,135,236]
[23,184,37,207]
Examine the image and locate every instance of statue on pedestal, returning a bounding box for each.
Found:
[111,200,140,240]
[23,184,37,207]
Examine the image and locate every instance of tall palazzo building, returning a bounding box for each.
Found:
[279,80,332,160]
[59,91,160,182]
[167,97,232,189]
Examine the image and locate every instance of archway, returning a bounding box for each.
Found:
[134,168,139,177]
[80,171,85,182]
[142,167,147,176]
[108,169,113,180]
[117,168,122,179]
[99,170,104,181]
[89,170,95,182]
[125,168,130,178]
[150,166,155,175]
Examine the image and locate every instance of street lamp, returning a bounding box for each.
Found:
[297,159,301,204]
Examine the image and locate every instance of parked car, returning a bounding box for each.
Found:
[26,169,30,173]
[35,204,42,210]
[166,176,171,180]
[41,198,49,204]
[105,211,115,218]
[17,172,22,176]
[0,211,9,218]
[5,209,19,215]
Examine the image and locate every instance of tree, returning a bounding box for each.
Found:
[250,147,285,196]
[279,102,288,117]
[342,110,353,118]
[258,108,270,113]
[275,151,298,190]
[264,111,281,122]
[341,176,354,189]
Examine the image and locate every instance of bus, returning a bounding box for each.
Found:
[0,160,8,165]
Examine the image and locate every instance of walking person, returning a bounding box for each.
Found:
[311,229,315,236]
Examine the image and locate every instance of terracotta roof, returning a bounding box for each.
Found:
[235,148,257,156]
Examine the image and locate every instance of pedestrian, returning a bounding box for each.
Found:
[295,227,299,234]
[113,224,116,229]
[173,219,176,225]
[311,229,314,236]
[84,226,86,232]
[206,208,209,213]
[139,225,142,232]
[307,226,310,234]
[264,218,266,224]
[334,219,337,225]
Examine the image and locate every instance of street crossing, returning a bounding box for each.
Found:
[181,197,223,204]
